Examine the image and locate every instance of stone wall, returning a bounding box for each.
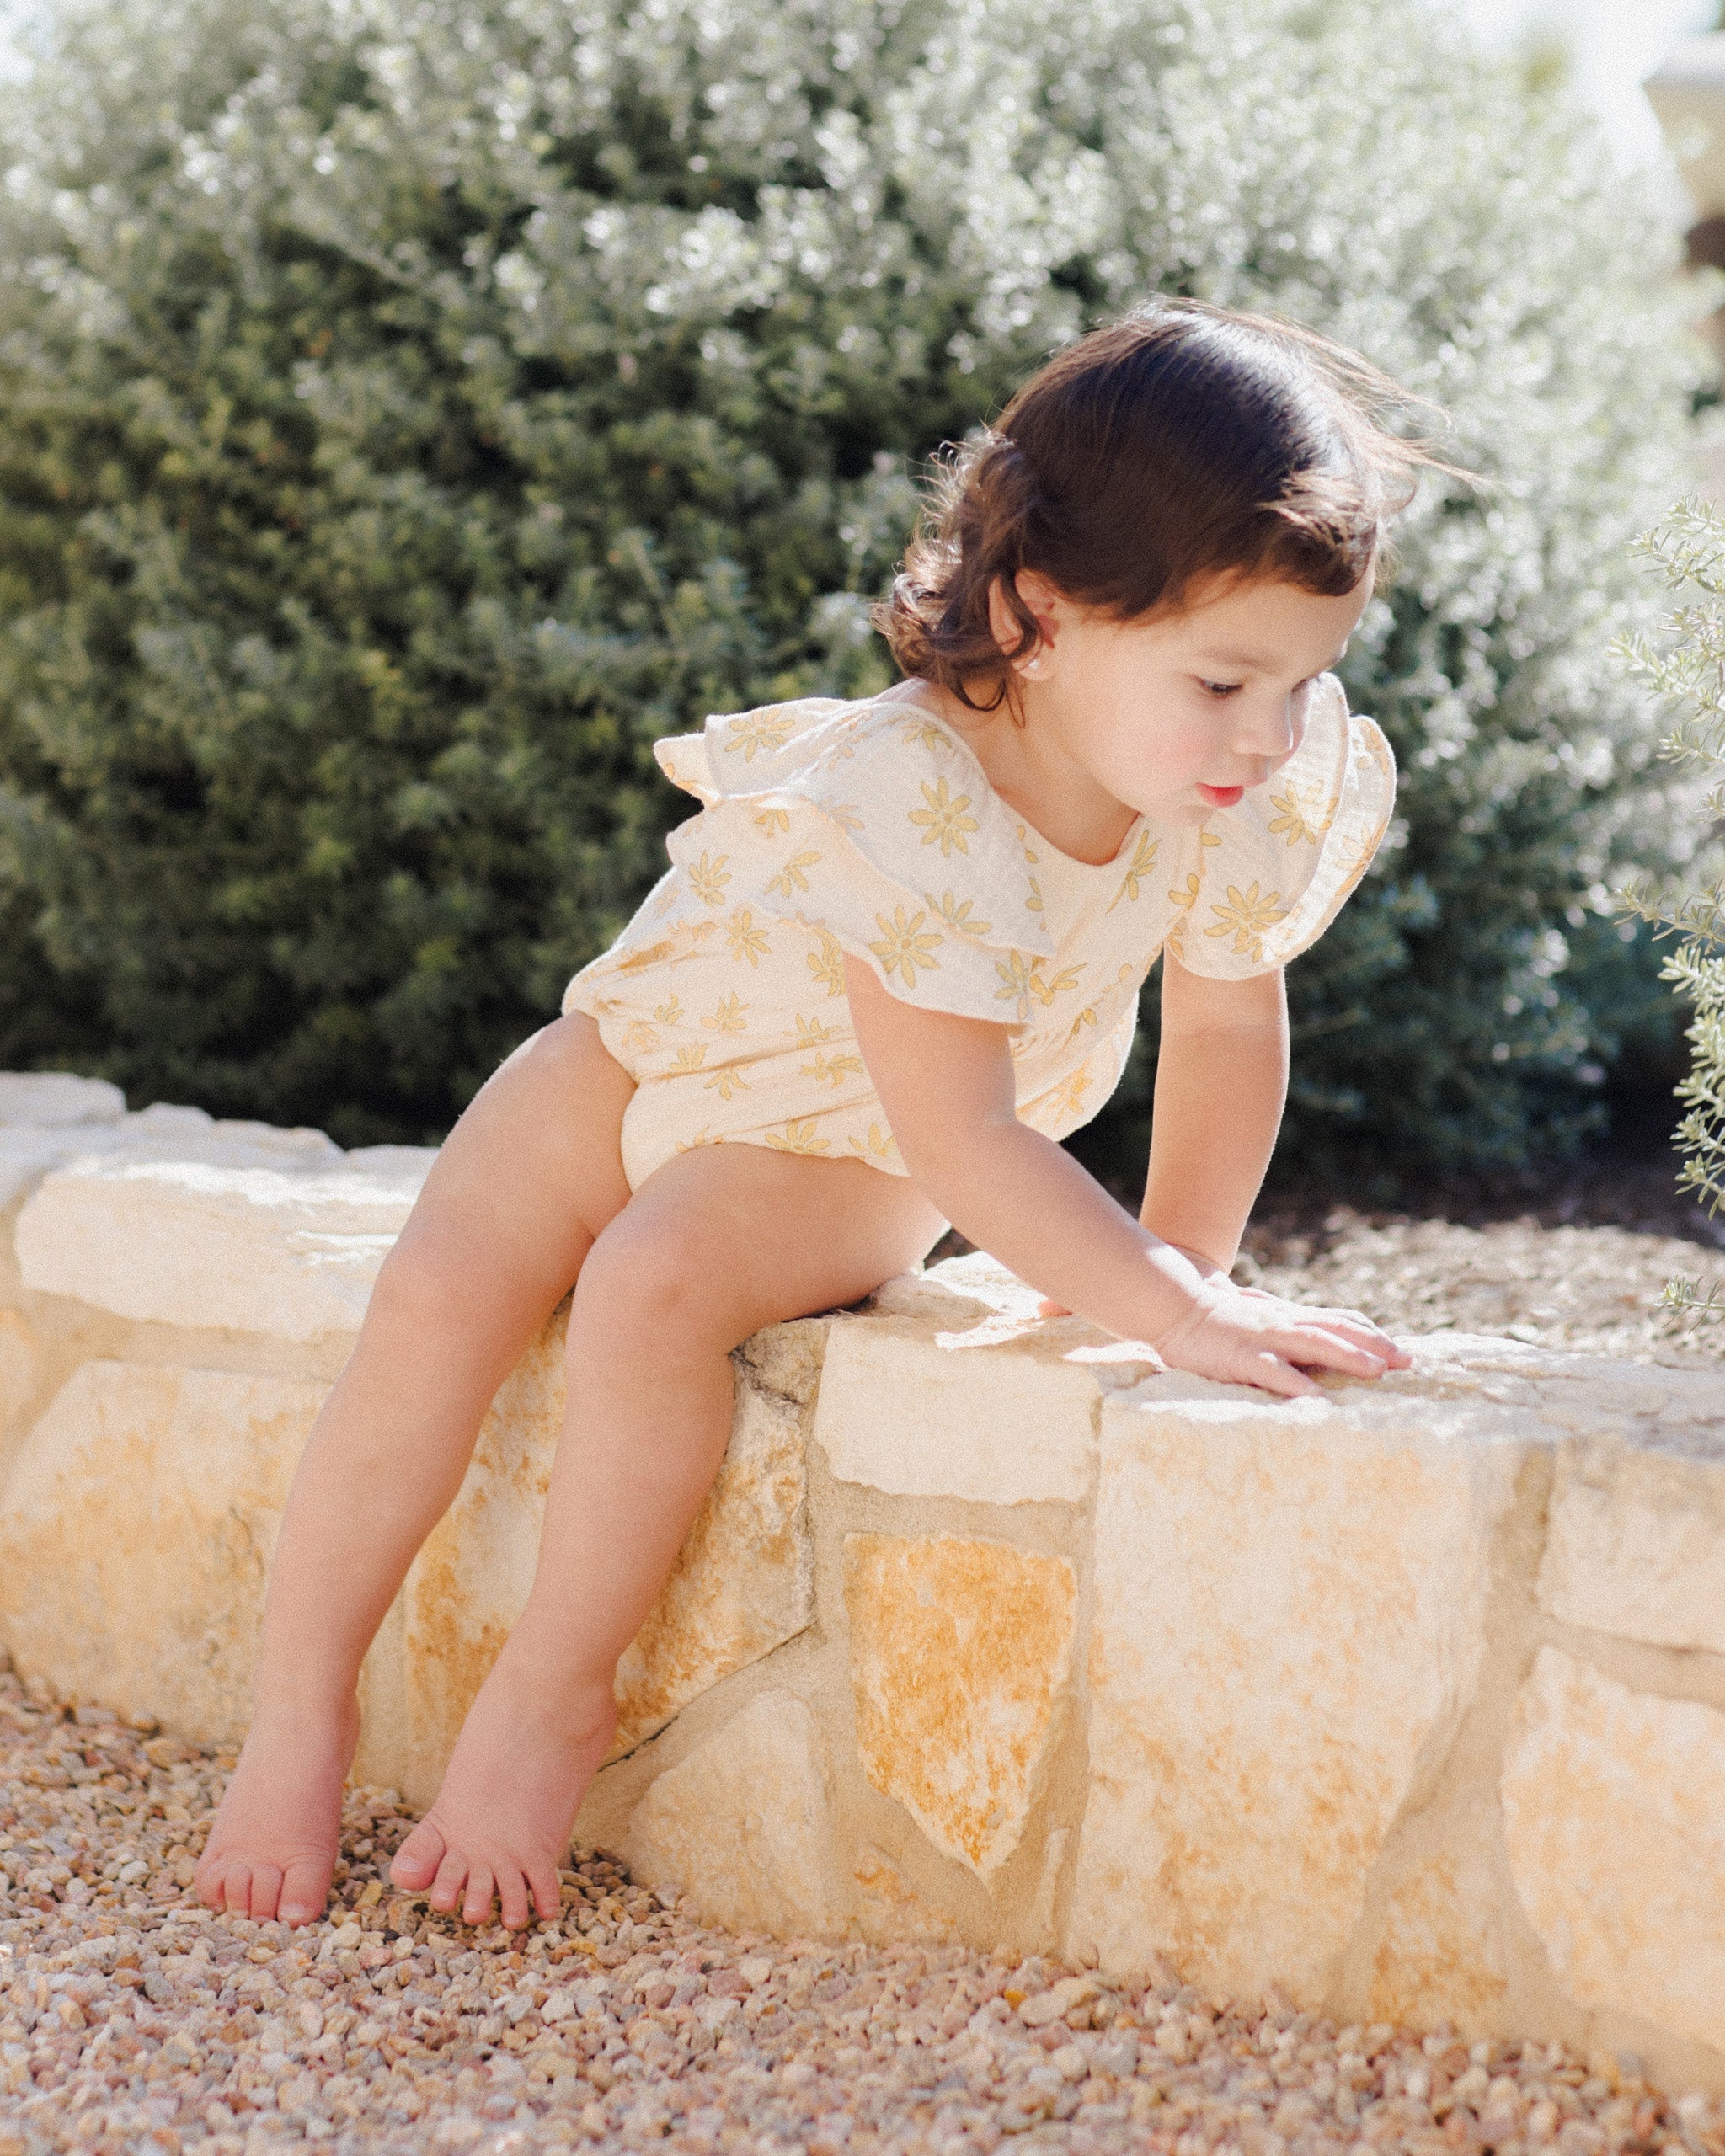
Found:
[2,1074,1723,2094]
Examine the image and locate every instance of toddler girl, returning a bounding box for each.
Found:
[199,301,1424,1934]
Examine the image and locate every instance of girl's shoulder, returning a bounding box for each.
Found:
[654,689,993,808]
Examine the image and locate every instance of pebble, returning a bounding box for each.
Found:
[2,1673,1722,2156]
[4,1216,1725,2152]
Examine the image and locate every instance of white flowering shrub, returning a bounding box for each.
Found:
[1616,500,1725,1321]
[0,0,1706,1163]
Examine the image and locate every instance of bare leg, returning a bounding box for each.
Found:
[195,1015,636,1926]
[388,1145,945,1929]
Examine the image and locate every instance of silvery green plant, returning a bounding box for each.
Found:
[0,0,1707,1165]
[1616,499,1725,1326]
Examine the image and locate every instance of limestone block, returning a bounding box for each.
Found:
[396,1321,812,1805]
[815,1257,1154,1507]
[1363,1821,1514,2036]
[1066,1374,1525,2002]
[1502,1646,1725,2055]
[843,1532,1076,1878]
[0,1309,39,1438]
[1539,1432,1725,1655]
[852,1846,959,1945]
[15,1158,418,1339]
[622,1690,841,1938]
[0,1359,328,1743]
[0,1104,344,1209]
[0,1073,126,1127]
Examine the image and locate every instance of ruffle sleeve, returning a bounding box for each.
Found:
[654,699,1055,1022]
[1163,674,1397,979]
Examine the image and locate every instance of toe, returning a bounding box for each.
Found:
[195,1854,227,1910]
[247,1861,284,1922]
[429,1844,467,1915]
[527,1861,563,1925]
[280,1856,330,1928]
[462,1865,497,1928]
[219,1861,253,1918]
[390,1818,446,1893]
[498,1871,531,1933]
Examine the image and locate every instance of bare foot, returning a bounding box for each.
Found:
[390,1644,615,1929]
[196,1694,360,1926]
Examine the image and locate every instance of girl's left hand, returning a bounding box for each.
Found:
[1037,1272,1412,1372]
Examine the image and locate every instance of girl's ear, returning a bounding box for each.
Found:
[990,569,1060,671]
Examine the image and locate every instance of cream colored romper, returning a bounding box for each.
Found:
[563,677,1396,1193]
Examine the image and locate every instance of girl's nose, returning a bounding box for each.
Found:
[1233,695,1298,761]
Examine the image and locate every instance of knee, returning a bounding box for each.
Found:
[570,1214,745,1358]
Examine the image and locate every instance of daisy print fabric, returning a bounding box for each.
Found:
[563,676,1395,1190]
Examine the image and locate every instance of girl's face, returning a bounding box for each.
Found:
[992,565,1375,827]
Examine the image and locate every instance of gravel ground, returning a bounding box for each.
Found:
[1238,1207,1725,1363]
[4,1206,1725,2156]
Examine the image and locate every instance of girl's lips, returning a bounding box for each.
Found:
[1197,783,1245,808]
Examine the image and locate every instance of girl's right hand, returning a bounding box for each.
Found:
[1153,1283,1407,1398]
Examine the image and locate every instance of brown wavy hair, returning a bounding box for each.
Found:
[873,300,1456,715]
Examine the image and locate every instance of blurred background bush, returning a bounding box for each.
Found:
[0,0,1710,1172]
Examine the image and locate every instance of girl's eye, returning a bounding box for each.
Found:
[1199,680,1243,698]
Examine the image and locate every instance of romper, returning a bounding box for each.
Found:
[563,675,1396,1193]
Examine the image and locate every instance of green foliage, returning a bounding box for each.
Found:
[0,0,1707,1160]
[1615,499,1725,1326]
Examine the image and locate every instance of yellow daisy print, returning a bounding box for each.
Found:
[754,807,791,836]
[1332,816,1390,905]
[765,849,822,898]
[802,1049,865,1089]
[1026,874,1044,915]
[1047,1063,1092,1118]
[869,905,943,990]
[652,994,684,1026]
[995,951,1042,1021]
[827,802,866,834]
[807,929,846,999]
[1268,779,1336,847]
[792,1011,836,1048]
[686,852,733,908]
[893,713,954,754]
[1107,830,1160,910]
[1204,883,1290,964]
[848,1123,900,1161]
[996,952,1081,1018]
[724,708,798,760]
[908,777,980,858]
[1164,870,1203,957]
[1033,963,1084,1009]
[701,993,748,1034]
[726,910,772,966]
[929,890,992,939]
[703,1066,750,1101]
[670,1044,708,1075]
[673,1127,720,1155]
[764,1118,831,1155]
[622,1019,660,1055]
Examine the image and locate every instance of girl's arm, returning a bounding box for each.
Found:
[1140,949,1286,1278]
[844,958,1402,1396]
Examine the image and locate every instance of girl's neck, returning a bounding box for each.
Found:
[880,675,1140,869]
